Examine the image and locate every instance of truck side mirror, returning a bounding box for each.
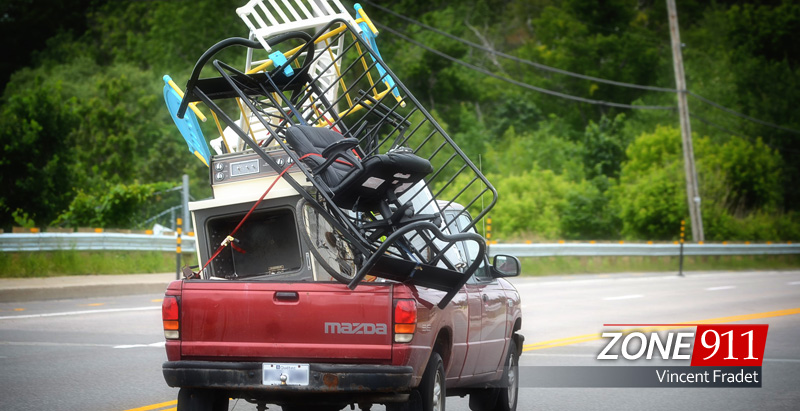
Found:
[491,254,520,278]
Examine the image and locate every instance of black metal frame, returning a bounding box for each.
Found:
[175,19,497,308]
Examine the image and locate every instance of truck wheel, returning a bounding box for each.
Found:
[494,339,519,411]
[177,388,228,411]
[419,351,446,411]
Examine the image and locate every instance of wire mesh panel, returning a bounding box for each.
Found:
[229,19,498,232]
[173,16,497,307]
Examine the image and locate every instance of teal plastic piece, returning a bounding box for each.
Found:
[269,51,294,77]
[354,4,401,101]
[162,75,211,165]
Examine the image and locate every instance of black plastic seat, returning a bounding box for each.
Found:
[285,126,432,211]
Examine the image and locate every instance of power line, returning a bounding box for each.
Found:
[377,23,675,111]
[366,1,800,136]
[688,91,800,135]
[365,0,678,93]
[690,113,800,154]
[689,113,740,137]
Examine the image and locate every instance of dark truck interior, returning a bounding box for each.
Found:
[198,202,311,281]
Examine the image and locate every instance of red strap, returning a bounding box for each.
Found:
[196,148,356,278]
[198,156,311,276]
[230,242,246,254]
[304,152,354,167]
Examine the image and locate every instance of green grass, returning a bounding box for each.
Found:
[2,251,798,278]
[519,254,800,276]
[0,251,198,278]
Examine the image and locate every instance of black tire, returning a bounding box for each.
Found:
[296,197,358,284]
[177,388,228,411]
[419,351,446,411]
[494,339,519,411]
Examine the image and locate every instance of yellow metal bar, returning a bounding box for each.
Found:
[338,87,392,118]
[351,33,378,98]
[355,13,379,36]
[209,110,232,154]
[315,23,348,45]
[234,98,257,143]
[308,93,335,129]
[193,151,209,167]
[324,37,353,109]
[248,60,273,74]
[247,43,304,74]
[166,79,207,122]
[246,24,349,75]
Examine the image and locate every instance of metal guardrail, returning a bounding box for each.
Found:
[0,233,196,253]
[488,243,800,257]
[1,233,796,258]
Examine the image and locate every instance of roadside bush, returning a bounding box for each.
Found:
[54,181,173,228]
[616,125,794,241]
[560,176,621,240]
[488,169,572,240]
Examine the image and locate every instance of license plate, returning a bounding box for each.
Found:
[262,363,310,386]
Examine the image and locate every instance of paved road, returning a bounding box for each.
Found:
[0,270,798,410]
[499,270,800,411]
[0,294,174,411]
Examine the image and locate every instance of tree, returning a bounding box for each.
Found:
[54,181,173,228]
[0,81,79,227]
[616,125,791,241]
[0,0,102,90]
[561,176,621,239]
[581,114,628,179]
[489,169,571,240]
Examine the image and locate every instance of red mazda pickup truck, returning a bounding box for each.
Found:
[161,200,523,411]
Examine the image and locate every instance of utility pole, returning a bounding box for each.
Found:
[667,0,704,242]
[182,174,191,233]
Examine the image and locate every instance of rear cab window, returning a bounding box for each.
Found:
[444,209,491,283]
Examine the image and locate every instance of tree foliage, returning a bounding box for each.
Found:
[615,126,790,241]
[54,181,174,229]
[0,0,797,242]
[0,81,80,225]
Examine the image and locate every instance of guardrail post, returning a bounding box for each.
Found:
[678,220,685,277]
[182,174,191,233]
[176,218,183,280]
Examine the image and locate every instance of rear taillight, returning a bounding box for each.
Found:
[394,299,417,343]
[162,296,180,340]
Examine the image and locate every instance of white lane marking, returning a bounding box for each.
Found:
[602,294,643,301]
[763,358,800,363]
[0,306,159,320]
[705,286,736,291]
[514,277,680,287]
[114,342,166,349]
[788,281,800,286]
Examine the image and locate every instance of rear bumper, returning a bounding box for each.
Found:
[163,361,414,403]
